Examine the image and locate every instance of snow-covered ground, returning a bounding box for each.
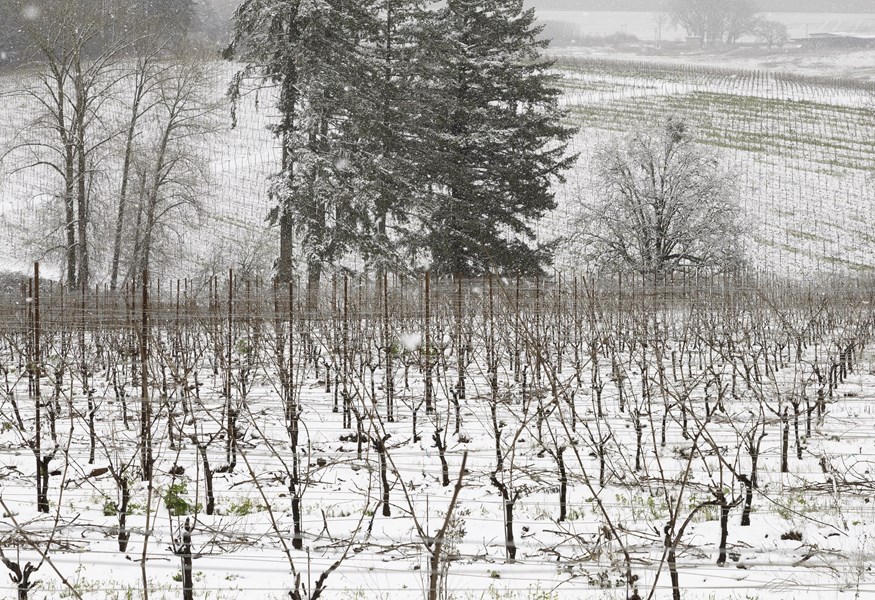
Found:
[547,57,875,277]
[548,45,875,83]
[1,281,873,599]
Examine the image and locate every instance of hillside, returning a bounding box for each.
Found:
[547,57,875,276]
[1,56,874,282]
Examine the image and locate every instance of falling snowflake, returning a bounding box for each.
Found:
[399,332,422,352]
[22,4,42,21]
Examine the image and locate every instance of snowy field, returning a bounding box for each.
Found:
[1,277,875,599]
[546,58,875,278]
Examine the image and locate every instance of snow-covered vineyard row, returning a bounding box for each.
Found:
[2,272,875,599]
[544,58,875,278]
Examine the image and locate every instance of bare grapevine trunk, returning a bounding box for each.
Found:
[557,447,567,522]
[118,476,131,551]
[196,442,215,515]
[433,428,450,487]
[781,407,790,473]
[739,474,753,527]
[490,473,517,562]
[716,492,729,566]
[373,435,391,517]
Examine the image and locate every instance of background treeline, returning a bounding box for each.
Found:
[0,0,227,66]
[528,0,875,13]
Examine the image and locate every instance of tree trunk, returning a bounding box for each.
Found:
[87,389,96,464]
[37,456,50,513]
[53,71,77,289]
[740,474,753,527]
[196,443,215,515]
[306,261,321,315]
[668,545,680,600]
[75,61,89,291]
[177,522,194,600]
[118,476,131,551]
[111,63,149,291]
[140,271,152,481]
[275,17,299,284]
[490,473,516,562]
[781,407,790,473]
[717,494,729,565]
[557,448,567,522]
[374,436,391,517]
[433,429,450,487]
[277,207,294,283]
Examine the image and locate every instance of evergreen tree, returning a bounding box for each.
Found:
[227,0,574,285]
[344,0,429,274]
[418,0,575,276]
[225,0,377,305]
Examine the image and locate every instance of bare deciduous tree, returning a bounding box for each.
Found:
[8,0,128,289]
[125,60,217,286]
[754,19,790,49]
[574,118,743,276]
[662,0,757,46]
[109,47,165,291]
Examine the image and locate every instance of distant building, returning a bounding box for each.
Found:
[797,33,875,49]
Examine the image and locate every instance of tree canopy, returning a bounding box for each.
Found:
[575,118,744,276]
[663,0,758,45]
[419,0,575,276]
[225,0,575,290]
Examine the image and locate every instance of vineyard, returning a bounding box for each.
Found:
[1,37,875,600]
[549,57,875,278]
[1,269,875,599]
[535,10,875,43]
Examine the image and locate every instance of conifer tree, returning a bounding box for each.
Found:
[418,0,574,276]
[227,0,574,284]
[225,0,377,306]
[344,0,428,273]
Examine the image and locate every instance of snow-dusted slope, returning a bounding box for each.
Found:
[1,58,872,281]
